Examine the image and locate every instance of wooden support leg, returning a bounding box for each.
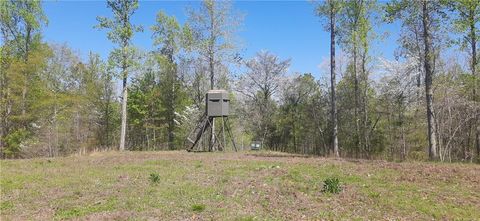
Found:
[225,118,237,152]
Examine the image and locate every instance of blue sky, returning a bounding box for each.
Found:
[41,0,400,79]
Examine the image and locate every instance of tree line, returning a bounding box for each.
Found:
[1,0,478,163]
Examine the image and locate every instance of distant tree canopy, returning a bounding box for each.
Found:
[0,0,478,163]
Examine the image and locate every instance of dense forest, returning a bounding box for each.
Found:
[0,0,478,163]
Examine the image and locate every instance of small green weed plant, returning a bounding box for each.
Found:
[149,173,160,184]
[322,177,342,194]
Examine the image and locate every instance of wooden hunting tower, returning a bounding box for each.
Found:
[186,90,236,152]
[206,90,230,117]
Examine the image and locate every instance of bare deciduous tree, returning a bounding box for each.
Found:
[236,51,290,147]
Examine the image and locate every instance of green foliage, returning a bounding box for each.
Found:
[191,203,206,212]
[409,151,428,162]
[95,0,143,45]
[272,73,323,153]
[322,177,342,194]
[95,0,144,151]
[149,172,160,184]
[0,0,477,163]
[125,11,192,150]
[448,0,479,50]
[0,0,48,55]
[126,52,191,150]
[95,0,143,78]
[3,129,29,158]
[314,0,344,32]
[151,11,182,55]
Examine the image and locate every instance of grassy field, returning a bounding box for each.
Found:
[1,151,479,220]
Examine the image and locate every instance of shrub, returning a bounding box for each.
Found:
[149,173,160,184]
[3,129,29,158]
[322,177,342,194]
[408,151,428,162]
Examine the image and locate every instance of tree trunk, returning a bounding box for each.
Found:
[119,75,127,151]
[330,4,339,158]
[0,59,6,152]
[400,109,406,161]
[469,6,479,161]
[168,116,175,150]
[292,108,297,153]
[104,94,110,148]
[209,6,216,151]
[21,26,31,129]
[361,48,370,157]
[422,0,438,160]
[209,53,215,90]
[167,72,175,150]
[353,41,361,157]
[54,94,58,157]
[153,127,156,150]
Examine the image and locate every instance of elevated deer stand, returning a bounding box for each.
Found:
[186,90,237,152]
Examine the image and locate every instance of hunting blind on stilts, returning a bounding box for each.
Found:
[185,90,237,152]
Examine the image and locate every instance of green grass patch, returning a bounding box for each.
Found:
[0,201,14,211]
[191,203,206,212]
[149,172,161,184]
[54,197,117,220]
[322,177,342,194]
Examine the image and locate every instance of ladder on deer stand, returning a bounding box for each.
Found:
[185,113,237,152]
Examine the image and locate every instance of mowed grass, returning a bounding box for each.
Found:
[1,151,479,220]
